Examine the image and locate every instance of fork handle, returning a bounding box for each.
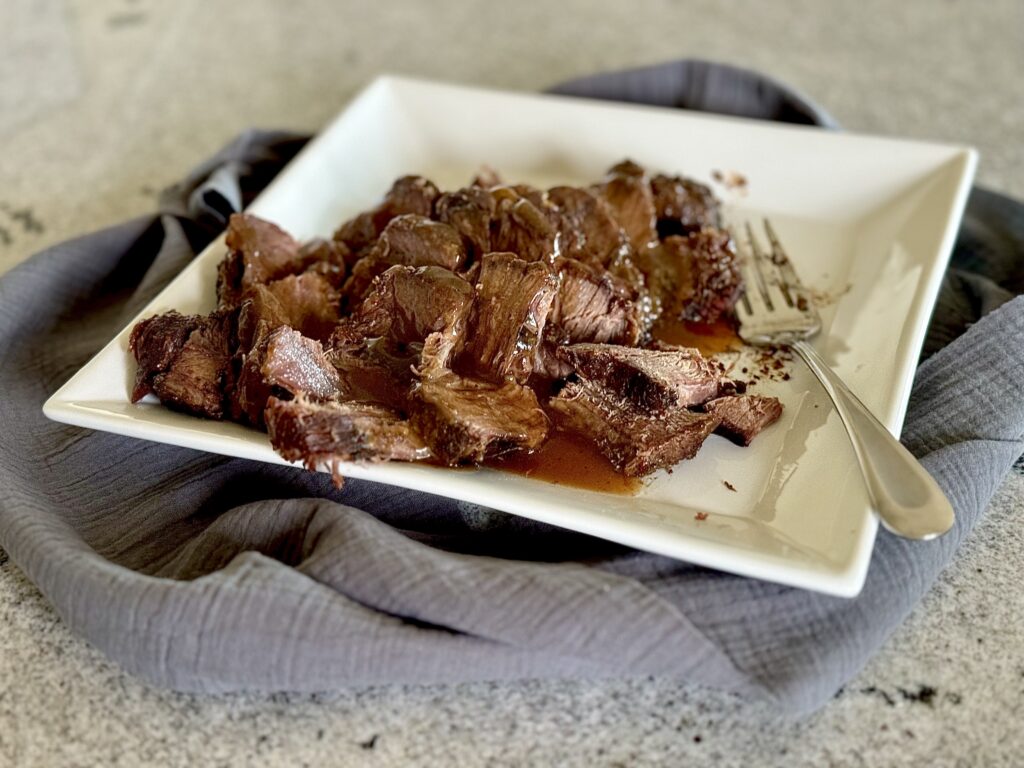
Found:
[790,340,955,540]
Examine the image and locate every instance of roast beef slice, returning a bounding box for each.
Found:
[703,394,783,446]
[267,395,430,472]
[343,215,468,304]
[237,271,340,350]
[217,213,324,309]
[650,173,721,237]
[548,378,720,477]
[232,326,340,426]
[557,342,722,411]
[411,373,549,465]
[455,252,558,384]
[332,175,440,258]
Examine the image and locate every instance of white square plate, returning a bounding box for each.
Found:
[44,76,975,597]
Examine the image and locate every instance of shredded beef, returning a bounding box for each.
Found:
[329,338,418,412]
[129,310,205,402]
[336,265,473,346]
[545,186,630,267]
[488,187,560,263]
[153,312,234,419]
[434,186,497,262]
[538,259,642,378]
[592,161,659,252]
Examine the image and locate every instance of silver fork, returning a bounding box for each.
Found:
[732,220,954,540]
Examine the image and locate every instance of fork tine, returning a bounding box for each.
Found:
[731,228,766,319]
[743,222,776,311]
[762,219,802,304]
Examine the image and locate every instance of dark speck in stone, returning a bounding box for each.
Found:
[693,735,703,743]
[359,734,379,750]
[897,685,937,706]
[317,729,324,740]
[860,685,895,706]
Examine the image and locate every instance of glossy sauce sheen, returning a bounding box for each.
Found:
[491,320,741,494]
[492,431,641,494]
[651,317,742,356]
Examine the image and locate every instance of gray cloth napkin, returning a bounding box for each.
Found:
[2,60,1022,716]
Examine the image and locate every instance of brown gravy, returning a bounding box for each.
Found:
[491,431,641,495]
[651,316,742,356]
[490,320,739,495]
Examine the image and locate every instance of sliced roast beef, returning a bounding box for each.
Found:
[592,161,659,252]
[456,252,559,384]
[558,343,722,411]
[129,310,205,402]
[144,311,235,419]
[665,228,743,323]
[336,265,473,346]
[236,271,340,350]
[604,254,660,335]
[232,326,340,426]
[267,396,430,482]
[135,163,760,481]
[329,338,419,412]
[342,215,467,304]
[434,186,497,261]
[538,259,642,378]
[547,259,640,346]
[411,373,548,465]
[489,187,560,263]
[703,395,783,446]
[217,214,321,309]
[630,227,741,325]
[650,173,721,237]
[332,175,440,260]
[544,186,630,268]
[548,378,720,477]
[297,237,349,287]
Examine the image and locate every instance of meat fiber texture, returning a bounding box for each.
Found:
[129,162,780,485]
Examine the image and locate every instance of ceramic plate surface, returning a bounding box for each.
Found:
[44,76,976,596]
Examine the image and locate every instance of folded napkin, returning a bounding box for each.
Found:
[2,60,1022,715]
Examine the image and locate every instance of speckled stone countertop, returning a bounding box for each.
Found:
[2,1,1022,765]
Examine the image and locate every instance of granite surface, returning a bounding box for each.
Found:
[1,0,1022,765]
